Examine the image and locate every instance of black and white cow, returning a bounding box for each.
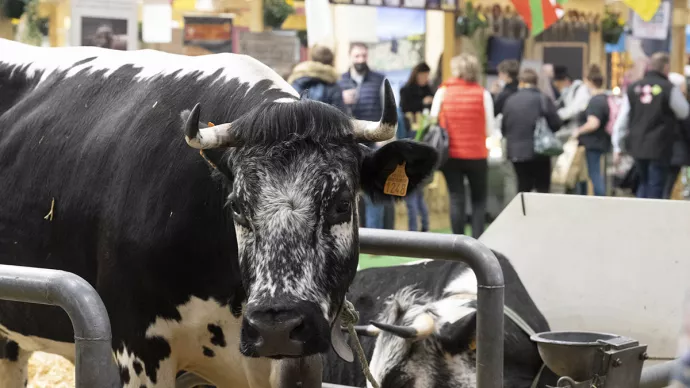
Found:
[322,251,559,388]
[0,38,437,387]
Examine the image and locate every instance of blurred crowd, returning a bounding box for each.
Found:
[286,43,690,238]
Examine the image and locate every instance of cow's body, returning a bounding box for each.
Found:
[322,252,559,388]
[0,39,437,387]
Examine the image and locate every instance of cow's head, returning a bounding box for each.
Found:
[359,287,480,388]
[180,80,437,360]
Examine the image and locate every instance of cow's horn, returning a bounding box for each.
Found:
[340,324,381,337]
[183,103,238,149]
[352,79,398,143]
[369,313,436,339]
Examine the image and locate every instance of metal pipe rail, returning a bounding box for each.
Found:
[0,264,120,388]
[359,228,505,388]
[639,358,681,388]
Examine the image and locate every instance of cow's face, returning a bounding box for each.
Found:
[181,83,437,360]
[367,287,480,388]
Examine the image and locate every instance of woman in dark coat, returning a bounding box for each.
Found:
[501,68,563,194]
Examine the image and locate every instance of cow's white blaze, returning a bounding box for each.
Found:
[0,38,298,97]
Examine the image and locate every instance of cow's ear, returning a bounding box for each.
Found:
[360,139,438,203]
[437,311,477,355]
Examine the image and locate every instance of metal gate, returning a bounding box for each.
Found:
[0,229,678,387]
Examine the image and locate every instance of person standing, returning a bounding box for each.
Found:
[288,45,346,112]
[400,62,434,137]
[612,52,690,199]
[338,42,394,229]
[572,65,611,196]
[491,59,520,117]
[502,68,563,194]
[429,54,494,238]
[400,62,434,232]
[553,65,591,141]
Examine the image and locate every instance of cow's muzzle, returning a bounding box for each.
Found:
[240,301,330,358]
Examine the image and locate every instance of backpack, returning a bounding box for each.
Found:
[605,94,621,136]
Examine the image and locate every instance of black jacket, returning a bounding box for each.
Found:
[626,71,676,161]
[288,61,346,113]
[501,87,563,161]
[494,80,518,116]
[338,70,386,122]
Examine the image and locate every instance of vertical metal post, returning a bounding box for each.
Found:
[0,264,120,388]
[358,228,505,388]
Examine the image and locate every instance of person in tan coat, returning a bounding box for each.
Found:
[287,46,346,112]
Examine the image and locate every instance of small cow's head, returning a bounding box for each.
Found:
[180,80,437,360]
[360,287,480,388]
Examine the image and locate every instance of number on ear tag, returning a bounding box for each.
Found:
[383,163,409,197]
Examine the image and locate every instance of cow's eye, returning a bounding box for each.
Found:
[335,200,351,215]
[327,195,352,225]
[229,198,249,227]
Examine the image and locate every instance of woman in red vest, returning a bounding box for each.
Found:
[429,53,495,238]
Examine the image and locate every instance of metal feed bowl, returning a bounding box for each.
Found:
[530,331,621,381]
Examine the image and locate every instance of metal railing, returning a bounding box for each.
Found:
[0,229,678,388]
[0,264,120,387]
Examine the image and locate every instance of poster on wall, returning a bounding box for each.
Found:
[631,0,671,41]
[183,15,233,54]
[626,0,672,82]
[70,0,138,50]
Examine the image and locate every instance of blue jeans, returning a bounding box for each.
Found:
[575,150,606,196]
[404,189,429,231]
[635,159,668,199]
[363,194,385,229]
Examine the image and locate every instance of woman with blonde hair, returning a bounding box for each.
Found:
[429,53,494,238]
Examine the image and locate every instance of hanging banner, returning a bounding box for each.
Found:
[328,0,457,12]
[70,0,138,50]
[183,15,233,54]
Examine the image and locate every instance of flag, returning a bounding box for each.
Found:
[510,0,565,37]
[623,0,662,22]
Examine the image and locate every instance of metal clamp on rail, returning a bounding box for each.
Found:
[0,264,120,388]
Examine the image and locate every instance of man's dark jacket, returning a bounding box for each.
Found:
[626,70,677,161]
[338,70,385,122]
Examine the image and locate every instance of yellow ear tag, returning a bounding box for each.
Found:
[469,337,477,351]
[208,122,215,127]
[383,162,409,197]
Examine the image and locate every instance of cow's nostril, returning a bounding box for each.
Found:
[289,320,308,341]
